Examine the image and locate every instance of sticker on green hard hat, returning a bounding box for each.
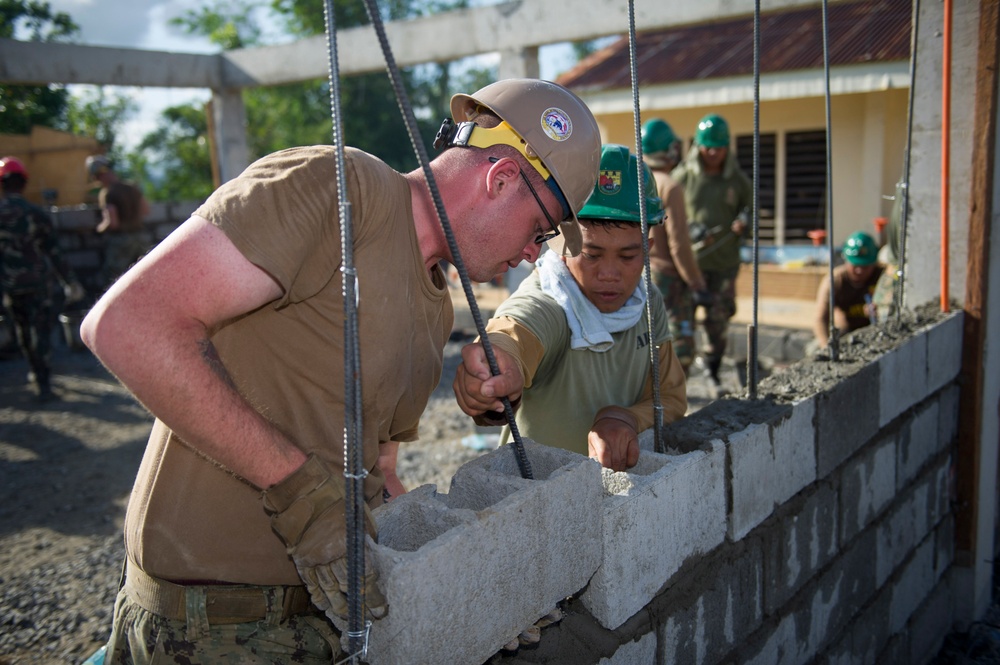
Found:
[578,144,663,224]
[842,231,879,266]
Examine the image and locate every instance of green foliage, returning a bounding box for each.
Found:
[62,88,138,160]
[0,0,78,134]
[129,104,214,202]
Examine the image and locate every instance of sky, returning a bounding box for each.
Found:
[40,0,577,154]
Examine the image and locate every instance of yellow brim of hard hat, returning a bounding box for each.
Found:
[462,120,552,182]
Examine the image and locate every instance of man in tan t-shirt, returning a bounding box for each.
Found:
[86,155,151,285]
[641,118,707,374]
[81,79,601,663]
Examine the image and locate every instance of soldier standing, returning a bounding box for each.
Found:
[0,156,83,401]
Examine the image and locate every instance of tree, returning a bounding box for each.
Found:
[0,0,79,134]
[62,87,137,163]
[131,104,214,202]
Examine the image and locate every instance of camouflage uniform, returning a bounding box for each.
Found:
[672,147,751,379]
[653,272,696,370]
[104,582,345,664]
[0,193,76,398]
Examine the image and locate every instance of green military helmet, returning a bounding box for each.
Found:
[641,118,679,155]
[694,113,730,148]
[842,231,879,266]
[578,144,664,225]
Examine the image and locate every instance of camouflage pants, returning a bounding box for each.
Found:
[102,232,150,286]
[697,267,739,362]
[3,289,54,388]
[653,272,696,372]
[103,586,344,664]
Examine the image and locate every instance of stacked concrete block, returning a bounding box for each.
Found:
[583,441,727,629]
[907,572,955,664]
[924,312,963,393]
[729,399,817,540]
[816,362,880,478]
[825,582,893,665]
[763,482,839,615]
[657,538,764,665]
[876,479,931,587]
[368,441,602,665]
[839,433,897,543]
[598,632,656,665]
[937,384,961,446]
[897,402,941,488]
[889,538,936,635]
[879,332,930,427]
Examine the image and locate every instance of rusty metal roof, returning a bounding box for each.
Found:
[557,0,911,92]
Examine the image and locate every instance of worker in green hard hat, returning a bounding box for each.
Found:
[671,112,752,388]
[812,230,886,347]
[641,117,707,375]
[454,143,688,470]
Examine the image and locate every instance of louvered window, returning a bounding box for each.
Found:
[784,130,827,243]
[735,133,776,242]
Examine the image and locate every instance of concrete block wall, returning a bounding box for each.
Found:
[360,312,963,664]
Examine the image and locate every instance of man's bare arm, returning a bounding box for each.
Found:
[81,215,307,488]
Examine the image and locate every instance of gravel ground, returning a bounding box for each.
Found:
[0,326,992,664]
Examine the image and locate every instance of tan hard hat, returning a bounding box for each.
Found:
[450,78,602,242]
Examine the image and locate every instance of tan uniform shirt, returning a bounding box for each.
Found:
[647,168,704,289]
[124,146,454,584]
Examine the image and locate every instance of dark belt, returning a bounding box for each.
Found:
[124,561,313,625]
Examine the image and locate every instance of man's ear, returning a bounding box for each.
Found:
[485,156,521,200]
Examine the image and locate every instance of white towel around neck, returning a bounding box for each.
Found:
[536,251,647,352]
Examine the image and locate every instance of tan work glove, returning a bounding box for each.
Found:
[262,454,387,622]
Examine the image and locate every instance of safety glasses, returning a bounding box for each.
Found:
[490,156,561,245]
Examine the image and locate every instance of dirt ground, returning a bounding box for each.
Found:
[0,308,992,664]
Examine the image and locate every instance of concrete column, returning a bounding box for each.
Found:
[905,0,979,308]
[210,88,250,184]
[498,47,540,80]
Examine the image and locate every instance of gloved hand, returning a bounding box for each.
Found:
[63,281,86,304]
[262,454,387,622]
[694,289,713,307]
[501,607,565,652]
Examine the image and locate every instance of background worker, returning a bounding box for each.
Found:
[81,78,600,663]
[672,113,752,387]
[641,118,707,375]
[86,155,151,285]
[813,231,885,347]
[453,144,687,472]
[0,156,84,401]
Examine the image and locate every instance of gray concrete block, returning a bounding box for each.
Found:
[897,402,940,489]
[890,538,936,634]
[937,384,960,448]
[907,571,954,664]
[823,583,892,665]
[739,614,811,665]
[877,481,931,587]
[816,362,880,478]
[657,539,765,665]
[730,400,818,541]
[804,527,879,655]
[599,632,656,665]
[929,456,951,528]
[367,441,603,665]
[924,312,963,393]
[879,333,930,427]
[764,482,839,614]
[840,433,896,543]
[934,515,954,582]
[583,441,727,629]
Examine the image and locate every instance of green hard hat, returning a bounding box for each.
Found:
[641,118,679,155]
[842,231,879,266]
[579,144,664,225]
[694,113,730,148]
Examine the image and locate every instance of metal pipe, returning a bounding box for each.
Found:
[626,0,664,453]
[941,0,952,313]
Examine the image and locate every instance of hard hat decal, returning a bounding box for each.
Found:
[598,170,622,195]
[541,108,573,142]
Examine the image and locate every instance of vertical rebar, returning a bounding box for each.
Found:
[897,0,920,321]
[821,0,838,362]
[748,0,761,399]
